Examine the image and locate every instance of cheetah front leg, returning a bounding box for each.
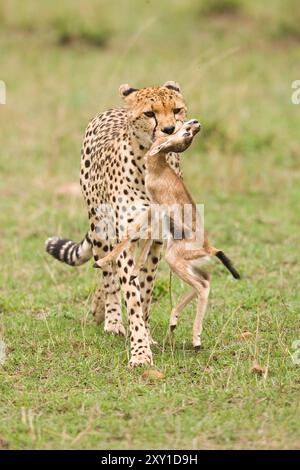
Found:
[138,241,164,345]
[116,246,153,367]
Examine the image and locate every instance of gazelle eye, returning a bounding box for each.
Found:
[174,108,182,115]
[144,111,155,118]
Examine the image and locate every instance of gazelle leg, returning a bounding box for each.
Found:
[165,243,211,350]
[169,289,197,331]
[131,238,153,280]
[183,247,211,261]
[193,279,210,350]
[95,238,130,267]
[183,243,221,261]
[94,210,150,268]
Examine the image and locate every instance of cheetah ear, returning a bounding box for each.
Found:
[163,81,182,94]
[119,84,139,103]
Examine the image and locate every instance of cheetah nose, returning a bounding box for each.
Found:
[162,125,175,135]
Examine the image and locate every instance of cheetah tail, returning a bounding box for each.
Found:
[45,232,92,266]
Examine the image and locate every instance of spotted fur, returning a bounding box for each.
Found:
[46,81,187,367]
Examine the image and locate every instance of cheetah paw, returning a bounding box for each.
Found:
[128,352,153,368]
[104,322,126,337]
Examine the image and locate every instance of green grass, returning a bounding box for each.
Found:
[1,0,300,450]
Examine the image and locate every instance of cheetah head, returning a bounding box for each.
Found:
[119,81,187,149]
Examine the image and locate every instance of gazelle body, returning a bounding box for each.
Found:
[95,120,240,349]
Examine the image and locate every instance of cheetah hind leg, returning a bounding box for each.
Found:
[92,280,126,337]
[91,284,106,325]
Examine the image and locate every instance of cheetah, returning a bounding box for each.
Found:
[46,81,187,367]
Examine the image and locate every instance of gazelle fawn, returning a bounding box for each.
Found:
[95,119,240,349]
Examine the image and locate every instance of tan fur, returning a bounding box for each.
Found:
[95,119,239,349]
[142,121,214,348]
[47,81,189,367]
[95,120,218,348]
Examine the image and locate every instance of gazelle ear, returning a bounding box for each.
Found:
[163,81,181,94]
[119,84,139,103]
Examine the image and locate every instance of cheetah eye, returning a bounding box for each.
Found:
[173,108,183,115]
[144,111,155,118]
